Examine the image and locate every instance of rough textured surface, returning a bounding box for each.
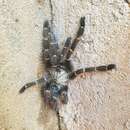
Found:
[0,0,129,130]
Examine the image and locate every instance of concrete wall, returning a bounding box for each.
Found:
[0,0,129,130]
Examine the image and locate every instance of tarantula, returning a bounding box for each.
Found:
[19,17,116,113]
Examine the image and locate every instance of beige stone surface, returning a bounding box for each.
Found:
[0,0,130,130]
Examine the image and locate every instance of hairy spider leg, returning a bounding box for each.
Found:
[68,64,116,79]
[42,21,51,49]
[66,17,85,60]
[59,37,74,72]
[41,20,52,67]
[42,20,59,68]
[19,78,45,93]
[60,37,72,62]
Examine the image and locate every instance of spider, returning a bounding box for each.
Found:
[19,17,116,113]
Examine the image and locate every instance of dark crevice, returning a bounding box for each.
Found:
[56,111,62,130]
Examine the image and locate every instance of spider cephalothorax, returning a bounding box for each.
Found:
[19,17,116,112]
